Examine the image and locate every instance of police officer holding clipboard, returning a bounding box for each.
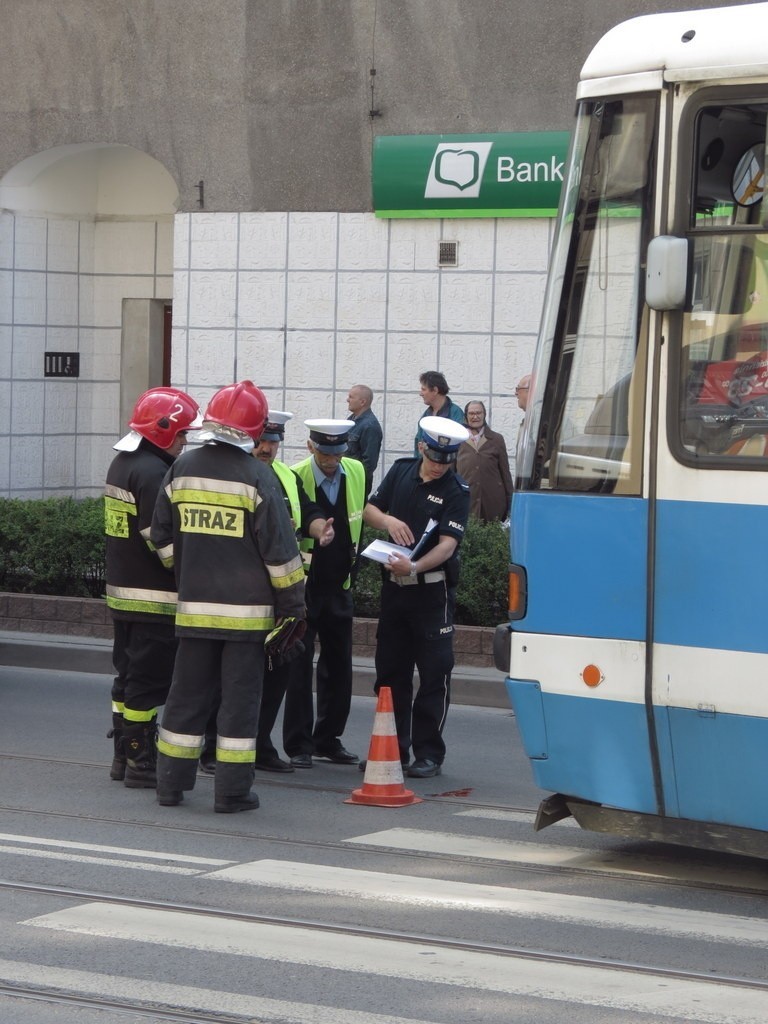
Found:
[362,416,470,778]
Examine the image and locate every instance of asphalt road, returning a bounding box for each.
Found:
[1,663,767,1024]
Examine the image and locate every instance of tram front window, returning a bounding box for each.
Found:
[678,101,768,463]
[524,95,655,494]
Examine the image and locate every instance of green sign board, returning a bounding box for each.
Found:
[372,131,570,219]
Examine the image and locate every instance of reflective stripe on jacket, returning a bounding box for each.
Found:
[150,443,305,640]
[271,459,302,529]
[104,444,177,621]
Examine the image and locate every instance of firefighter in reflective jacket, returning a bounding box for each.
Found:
[198,409,334,774]
[150,381,306,813]
[104,386,202,788]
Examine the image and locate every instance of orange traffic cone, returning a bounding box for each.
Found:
[345,686,421,807]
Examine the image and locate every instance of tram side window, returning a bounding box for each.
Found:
[680,103,768,461]
[543,96,655,494]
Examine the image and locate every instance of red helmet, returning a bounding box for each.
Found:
[129,387,202,449]
[203,381,269,441]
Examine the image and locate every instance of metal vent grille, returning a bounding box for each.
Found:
[438,240,459,267]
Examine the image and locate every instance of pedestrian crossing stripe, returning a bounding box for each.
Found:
[203,859,768,946]
[0,832,230,865]
[0,831,232,874]
[455,808,578,827]
[23,903,768,1023]
[343,827,768,889]
[0,958,446,1024]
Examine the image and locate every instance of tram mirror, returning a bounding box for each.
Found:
[646,235,688,310]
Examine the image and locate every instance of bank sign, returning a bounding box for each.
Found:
[373,132,569,218]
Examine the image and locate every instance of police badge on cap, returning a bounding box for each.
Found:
[260,409,293,442]
[419,415,470,463]
[304,419,352,454]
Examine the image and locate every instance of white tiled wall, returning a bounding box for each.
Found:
[1,209,550,496]
[172,211,549,481]
[0,212,172,497]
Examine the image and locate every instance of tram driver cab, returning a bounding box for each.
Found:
[540,95,768,493]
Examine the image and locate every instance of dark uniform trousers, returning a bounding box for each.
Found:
[374,577,456,765]
[283,585,354,756]
[157,636,264,799]
[111,619,177,713]
[255,659,296,760]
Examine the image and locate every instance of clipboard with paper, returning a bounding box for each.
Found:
[361,518,439,564]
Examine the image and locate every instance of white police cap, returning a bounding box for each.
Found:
[260,409,293,441]
[305,418,352,454]
[419,415,470,463]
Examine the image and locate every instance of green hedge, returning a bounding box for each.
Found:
[0,497,509,626]
[0,497,106,598]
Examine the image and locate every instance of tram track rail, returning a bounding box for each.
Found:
[0,750,500,804]
[1,799,768,899]
[0,981,241,1024]
[3,876,768,995]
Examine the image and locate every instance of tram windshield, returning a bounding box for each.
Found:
[519,95,657,493]
[678,99,768,462]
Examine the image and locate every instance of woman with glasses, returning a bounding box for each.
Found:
[456,400,513,523]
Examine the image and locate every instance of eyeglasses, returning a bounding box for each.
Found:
[515,386,529,394]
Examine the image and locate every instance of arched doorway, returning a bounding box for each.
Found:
[0,143,178,497]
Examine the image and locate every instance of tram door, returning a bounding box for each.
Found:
[514,95,661,814]
[650,91,768,831]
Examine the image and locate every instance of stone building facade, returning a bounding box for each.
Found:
[0,0,746,496]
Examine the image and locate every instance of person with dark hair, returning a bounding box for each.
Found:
[456,401,513,522]
[414,370,465,453]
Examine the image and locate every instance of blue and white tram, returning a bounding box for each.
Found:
[496,2,768,858]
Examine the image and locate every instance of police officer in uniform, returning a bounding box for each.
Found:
[150,381,305,812]
[363,416,470,778]
[104,387,202,788]
[285,420,366,767]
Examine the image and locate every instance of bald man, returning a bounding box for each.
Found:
[346,384,382,497]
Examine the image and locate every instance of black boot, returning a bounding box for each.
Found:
[107,712,126,781]
[123,720,158,789]
[214,791,259,813]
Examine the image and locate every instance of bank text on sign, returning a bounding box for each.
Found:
[373,132,569,218]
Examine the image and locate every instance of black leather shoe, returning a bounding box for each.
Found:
[198,757,216,775]
[255,754,295,773]
[157,790,183,806]
[314,746,359,764]
[290,753,313,769]
[358,757,410,772]
[214,791,260,813]
[406,759,442,778]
